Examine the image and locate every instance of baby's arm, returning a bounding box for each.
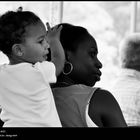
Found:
[46,22,65,76]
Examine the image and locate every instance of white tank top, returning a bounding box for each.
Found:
[86,103,98,127]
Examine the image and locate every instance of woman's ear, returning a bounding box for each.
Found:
[65,51,73,62]
[12,44,24,57]
[65,51,69,61]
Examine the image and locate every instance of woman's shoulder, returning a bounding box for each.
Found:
[89,88,127,127]
[96,87,118,101]
[93,88,115,100]
[90,88,119,114]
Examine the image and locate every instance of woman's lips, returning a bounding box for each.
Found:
[94,70,102,81]
[96,70,102,76]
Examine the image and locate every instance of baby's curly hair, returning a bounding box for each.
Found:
[0,7,41,57]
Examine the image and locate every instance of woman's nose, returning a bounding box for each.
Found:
[97,58,102,69]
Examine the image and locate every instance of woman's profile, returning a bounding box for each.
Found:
[52,23,127,127]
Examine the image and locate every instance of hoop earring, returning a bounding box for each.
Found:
[63,61,73,75]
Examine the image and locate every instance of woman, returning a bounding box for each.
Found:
[52,23,127,127]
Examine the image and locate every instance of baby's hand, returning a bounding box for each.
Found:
[45,22,65,76]
[46,22,62,43]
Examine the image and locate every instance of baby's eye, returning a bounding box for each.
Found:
[38,40,43,44]
[38,38,45,44]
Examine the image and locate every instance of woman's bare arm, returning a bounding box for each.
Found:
[89,89,127,127]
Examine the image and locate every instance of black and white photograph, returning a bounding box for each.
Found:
[0,1,139,135]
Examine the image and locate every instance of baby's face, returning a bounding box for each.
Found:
[20,21,49,64]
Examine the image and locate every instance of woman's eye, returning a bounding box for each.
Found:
[90,52,96,57]
[90,51,98,59]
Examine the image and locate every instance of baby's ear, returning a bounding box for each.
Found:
[12,44,24,57]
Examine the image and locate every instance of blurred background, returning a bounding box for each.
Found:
[0,1,139,89]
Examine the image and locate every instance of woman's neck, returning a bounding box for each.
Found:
[54,75,76,87]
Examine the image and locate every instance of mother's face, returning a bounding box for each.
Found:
[68,36,102,86]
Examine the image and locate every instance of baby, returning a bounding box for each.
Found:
[0,7,65,127]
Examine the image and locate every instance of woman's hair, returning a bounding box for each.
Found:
[56,23,96,53]
[0,7,41,56]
